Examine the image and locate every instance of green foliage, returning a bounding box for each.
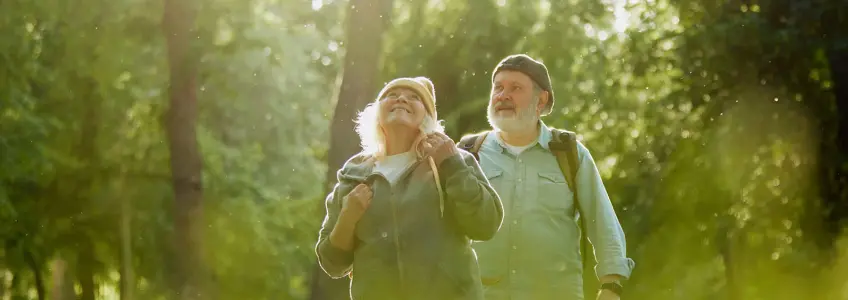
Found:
[1,0,339,298]
[1,0,847,299]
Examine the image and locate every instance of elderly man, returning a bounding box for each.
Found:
[457,54,635,300]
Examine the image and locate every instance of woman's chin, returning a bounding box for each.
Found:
[382,119,419,131]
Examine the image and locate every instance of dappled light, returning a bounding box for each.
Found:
[2,0,847,299]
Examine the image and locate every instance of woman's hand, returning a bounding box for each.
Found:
[419,132,458,166]
[330,183,372,251]
[339,183,372,224]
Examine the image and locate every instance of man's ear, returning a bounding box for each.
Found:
[537,91,549,113]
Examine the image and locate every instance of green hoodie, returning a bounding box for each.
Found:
[315,149,504,300]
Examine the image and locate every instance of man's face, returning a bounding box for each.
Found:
[488,70,545,133]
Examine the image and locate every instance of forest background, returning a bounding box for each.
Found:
[2,0,848,299]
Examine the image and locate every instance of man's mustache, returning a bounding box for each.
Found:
[493,100,515,110]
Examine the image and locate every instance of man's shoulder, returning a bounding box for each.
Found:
[458,130,490,138]
[457,130,491,145]
[547,127,577,142]
[545,126,591,161]
[453,147,477,162]
[456,130,493,155]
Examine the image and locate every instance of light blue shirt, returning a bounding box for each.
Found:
[471,122,635,300]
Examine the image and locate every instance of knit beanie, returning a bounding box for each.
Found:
[492,54,555,116]
[376,76,438,121]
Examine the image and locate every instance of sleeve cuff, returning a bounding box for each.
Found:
[318,240,354,267]
[595,257,636,280]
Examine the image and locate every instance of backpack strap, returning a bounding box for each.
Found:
[548,128,591,283]
[457,131,489,161]
[548,129,580,193]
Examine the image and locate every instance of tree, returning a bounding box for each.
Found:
[163,0,204,297]
[309,0,394,299]
[821,4,848,256]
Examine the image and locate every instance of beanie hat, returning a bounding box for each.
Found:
[376,76,438,121]
[492,54,555,116]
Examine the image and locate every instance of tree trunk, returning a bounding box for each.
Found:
[48,258,75,300]
[163,0,203,298]
[48,259,66,300]
[78,246,96,300]
[717,220,738,300]
[0,270,5,299]
[823,48,848,247]
[24,250,45,300]
[820,7,848,255]
[119,175,135,300]
[310,0,394,299]
[322,0,395,189]
[9,272,19,298]
[75,78,99,300]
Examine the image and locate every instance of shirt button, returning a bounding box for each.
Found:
[518,159,522,163]
[511,270,516,274]
[381,232,388,238]
[518,178,522,182]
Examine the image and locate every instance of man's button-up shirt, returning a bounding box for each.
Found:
[471,122,635,300]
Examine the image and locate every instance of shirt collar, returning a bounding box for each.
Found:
[538,121,553,151]
[486,121,554,152]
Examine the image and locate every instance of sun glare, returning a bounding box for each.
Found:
[580,0,632,39]
[613,2,630,33]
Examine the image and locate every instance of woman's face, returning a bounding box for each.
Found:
[378,87,427,131]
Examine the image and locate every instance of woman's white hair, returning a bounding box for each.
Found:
[354,100,445,158]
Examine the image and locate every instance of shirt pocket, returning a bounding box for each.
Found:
[536,171,574,214]
[481,167,503,183]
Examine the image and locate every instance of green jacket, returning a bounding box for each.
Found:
[315,149,504,300]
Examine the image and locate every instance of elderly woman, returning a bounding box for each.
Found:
[315,76,504,300]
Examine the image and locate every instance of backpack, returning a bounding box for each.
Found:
[457,129,593,286]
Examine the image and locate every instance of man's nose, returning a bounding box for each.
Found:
[494,91,509,102]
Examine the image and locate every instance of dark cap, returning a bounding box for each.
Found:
[492,54,555,116]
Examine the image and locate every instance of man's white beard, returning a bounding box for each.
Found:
[487,99,539,134]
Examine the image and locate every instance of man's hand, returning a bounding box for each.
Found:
[419,132,458,166]
[597,275,624,300]
[596,289,620,300]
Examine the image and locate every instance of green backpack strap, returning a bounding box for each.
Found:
[548,129,592,283]
[549,129,580,192]
[457,131,489,161]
